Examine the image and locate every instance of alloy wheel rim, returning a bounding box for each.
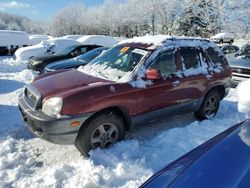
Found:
[90,123,119,149]
[204,97,217,118]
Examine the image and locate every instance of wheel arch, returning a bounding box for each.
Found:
[77,106,131,137]
[203,85,225,102]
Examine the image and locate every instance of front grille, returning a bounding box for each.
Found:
[24,85,42,109]
[231,67,250,75]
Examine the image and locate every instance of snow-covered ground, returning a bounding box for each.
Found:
[0,56,249,188]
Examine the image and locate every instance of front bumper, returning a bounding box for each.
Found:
[18,94,93,145]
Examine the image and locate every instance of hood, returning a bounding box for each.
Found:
[141,120,250,188]
[229,56,250,68]
[32,69,112,99]
[45,58,85,71]
[15,44,47,61]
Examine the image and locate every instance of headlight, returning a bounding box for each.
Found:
[42,97,63,116]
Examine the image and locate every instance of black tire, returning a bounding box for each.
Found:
[75,111,125,157]
[229,39,234,44]
[195,91,221,120]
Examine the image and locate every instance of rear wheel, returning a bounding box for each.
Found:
[219,39,223,44]
[75,112,125,156]
[195,91,220,120]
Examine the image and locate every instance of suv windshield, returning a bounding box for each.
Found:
[56,45,78,55]
[78,45,148,81]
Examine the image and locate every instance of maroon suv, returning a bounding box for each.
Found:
[18,36,232,156]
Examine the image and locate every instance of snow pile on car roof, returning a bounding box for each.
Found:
[119,35,218,50]
[237,79,250,116]
[77,35,117,47]
[119,35,172,46]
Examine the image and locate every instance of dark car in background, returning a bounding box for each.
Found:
[140,119,250,188]
[27,44,102,73]
[229,44,250,87]
[219,44,240,56]
[43,47,108,73]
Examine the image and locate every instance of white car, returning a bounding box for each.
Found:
[211,32,235,44]
[77,35,117,47]
[15,38,82,62]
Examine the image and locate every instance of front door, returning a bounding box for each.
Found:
[135,48,183,120]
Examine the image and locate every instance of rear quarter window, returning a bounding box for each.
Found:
[206,47,225,65]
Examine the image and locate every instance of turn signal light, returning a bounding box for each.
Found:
[71,121,81,127]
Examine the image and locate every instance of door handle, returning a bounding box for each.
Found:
[172,81,181,87]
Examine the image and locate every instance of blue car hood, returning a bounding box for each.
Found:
[141,120,250,188]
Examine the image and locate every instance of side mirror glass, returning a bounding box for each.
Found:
[146,68,161,80]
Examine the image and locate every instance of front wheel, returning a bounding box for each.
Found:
[195,91,221,120]
[75,112,125,157]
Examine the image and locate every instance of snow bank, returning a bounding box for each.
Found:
[0,57,27,73]
[236,79,250,116]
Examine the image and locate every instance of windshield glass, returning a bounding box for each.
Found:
[56,45,78,55]
[78,45,148,82]
[75,47,108,63]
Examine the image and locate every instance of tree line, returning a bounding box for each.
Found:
[1,0,249,38]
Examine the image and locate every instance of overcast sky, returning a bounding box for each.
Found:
[0,0,105,21]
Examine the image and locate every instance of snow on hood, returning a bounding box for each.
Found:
[15,44,47,62]
[77,35,117,47]
[236,79,250,116]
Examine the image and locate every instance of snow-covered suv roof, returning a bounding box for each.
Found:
[119,35,219,52]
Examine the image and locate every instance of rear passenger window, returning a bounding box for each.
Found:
[150,50,176,77]
[179,47,201,70]
[206,47,224,64]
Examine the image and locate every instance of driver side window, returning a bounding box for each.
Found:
[150,50,176,78]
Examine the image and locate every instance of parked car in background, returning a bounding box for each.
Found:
[44,47,108,73]
[18,35,231,156]
[77,35,117,47]
[0,30,30,56]
[140,119,250,188]
[229,44,250,87]
[29,34,53,46]
[27,35,117,73]
[15,38,81,62]
[27,44,103,73]
[211,32,235,44]
[219,44,240,59]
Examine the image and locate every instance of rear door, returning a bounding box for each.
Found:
[179,47,209,112]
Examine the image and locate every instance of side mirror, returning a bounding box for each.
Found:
[146,68,161,80]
